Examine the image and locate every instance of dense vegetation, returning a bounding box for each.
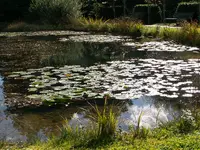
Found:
[29,0,82,24]
[0,0,198,22]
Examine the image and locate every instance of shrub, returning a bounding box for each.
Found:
[29,0,82,24]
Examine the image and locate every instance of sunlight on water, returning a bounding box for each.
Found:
[69,113,89,129]
[67,96,179,131]
[119,96,178,130]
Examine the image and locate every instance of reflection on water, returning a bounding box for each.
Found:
[119,96,178,130]
[0,76,26,141]
[0,76,4,109]
[0,33,200,141]
[3,96,181,142]
[40,42,129,67]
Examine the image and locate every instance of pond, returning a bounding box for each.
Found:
[0,31,200,142]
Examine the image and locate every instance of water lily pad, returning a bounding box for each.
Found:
[21,75,35,79]
[7,74,20,78]
[40,90,53,94]
[27,94,41,99]
[53,96,71,103]
[28,88,38,92]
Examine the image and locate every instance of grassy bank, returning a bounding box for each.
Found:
[2,134,198,150]
[1,100,200,150]
[1,19,200,47]
[1,133,200,150]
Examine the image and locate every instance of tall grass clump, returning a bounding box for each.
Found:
[29,0,82,25]
[79,18,144,36]
[160,22,200,46]
[89,96,119,141]
[79,18,110,31]
[179,22,200,46]
[143,26,161,37]
[108,19,143,36]
[53,97,119,148]
[159,27,178,39]
[129,112,150,139]
[55,120,96,147]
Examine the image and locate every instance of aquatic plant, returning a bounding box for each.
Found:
[79,18,110,31]
[89,96,118,140]
[79,17,143,36]
[129,111,150,139]
[6,56,200,108]
[159,22,200,46]
[50,97,119,148]
[56,120,96,147]
[3,17,200,47]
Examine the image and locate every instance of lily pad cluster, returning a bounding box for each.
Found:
[59,34,132,43]
[7,58,200,105]
[124,41,200,52]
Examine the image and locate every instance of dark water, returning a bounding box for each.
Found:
[0,32,200,142]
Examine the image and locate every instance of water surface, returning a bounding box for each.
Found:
[0,31,200,141]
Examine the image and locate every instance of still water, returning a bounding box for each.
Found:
[0,31,200,141]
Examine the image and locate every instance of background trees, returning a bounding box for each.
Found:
[0,0,198,22]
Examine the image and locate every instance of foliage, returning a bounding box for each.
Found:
[89,97,118,140]
[158,22,200,46]
[143,24,160,37]
[178,1,200,6]
[55,120,96,147]
[154,107,200,136]
[45,97,120,149]
[129,112,150,139]
[79,17,143,36]
[4,18,200,48]
[135,4,161,7]
[79,17,110,31]
[29,0,82,24]
[1,103,200,149]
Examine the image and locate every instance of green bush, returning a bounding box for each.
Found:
[29,0,82,24]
